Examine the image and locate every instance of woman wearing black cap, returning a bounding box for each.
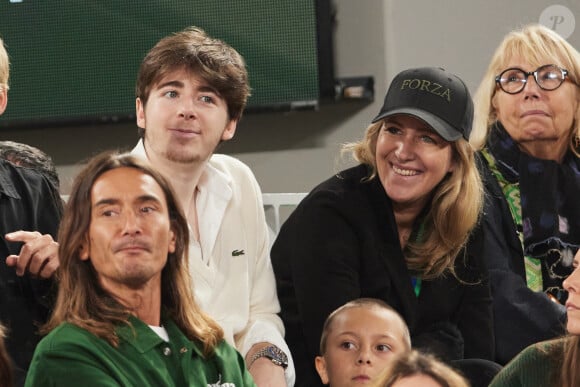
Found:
[271,67,496,387]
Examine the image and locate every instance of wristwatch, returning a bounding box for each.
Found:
[248,345,289,369]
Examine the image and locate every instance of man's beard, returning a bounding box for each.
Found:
[163,148,201,164]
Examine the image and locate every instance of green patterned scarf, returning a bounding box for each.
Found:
[481,149,543,291]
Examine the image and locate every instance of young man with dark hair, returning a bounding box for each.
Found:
[132,27,294,386]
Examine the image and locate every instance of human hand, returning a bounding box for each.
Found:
[248,357,287,387]
[5,230,59,278]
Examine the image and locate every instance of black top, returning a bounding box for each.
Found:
[271,164,494,387]
[0,159,62,385]
[476,154,567,365]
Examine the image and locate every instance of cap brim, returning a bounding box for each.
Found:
[371,108,462,141]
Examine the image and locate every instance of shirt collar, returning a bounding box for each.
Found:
[0,160,22,199]
[131,139,147,159]
[130,139,232,200]
[116,314,204,358]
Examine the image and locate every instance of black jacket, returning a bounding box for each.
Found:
[0,160,62,384]
[476,155,566,365]
[272,165,494,387]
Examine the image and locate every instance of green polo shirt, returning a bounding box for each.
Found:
[25,315,256,386]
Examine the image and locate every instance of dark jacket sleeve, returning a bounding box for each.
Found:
[456,236,495,360]
[477,158,566,365]
[272,189,367,387]
[0,162,62,381]
[9,166,62,309]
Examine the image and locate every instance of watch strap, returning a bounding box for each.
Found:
[248,345,288,369]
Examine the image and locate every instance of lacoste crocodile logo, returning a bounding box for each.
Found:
[232,249,245,256]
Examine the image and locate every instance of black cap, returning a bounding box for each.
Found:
[372,67,473,141]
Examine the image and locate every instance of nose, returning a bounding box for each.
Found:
[522,76,541,99]
[564,270,577,294]
[179,100,196,120]
[121,210,142,236]
[563,251,580,293]
[395,136,416,161]
[356,348,372,365]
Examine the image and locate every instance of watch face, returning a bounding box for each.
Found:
[266,346,288,367]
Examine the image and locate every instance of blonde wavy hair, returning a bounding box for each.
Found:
[343,120,483,279]
[372,350,469,387]
[470,23,580,156]
[44,152,223,356]
[0,37,9,92]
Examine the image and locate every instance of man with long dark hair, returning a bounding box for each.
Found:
[25,152,255,386]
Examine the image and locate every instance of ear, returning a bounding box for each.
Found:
[0,89,7,116]
[491,93,499,114]
[79,237,90,261]
[448,158,456,174]
[220,119,238,141]
[314,356,329,385]
[168,228,176,254]
[136,97,146,129]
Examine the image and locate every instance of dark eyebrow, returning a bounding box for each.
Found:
[156,80,184,90]
[93,198,120,208]
[154,81,222,98]
[197,85,221,97]
[135,194,163,206]
[93,195,162,208]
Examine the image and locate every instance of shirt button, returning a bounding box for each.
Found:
[163,347,172,356]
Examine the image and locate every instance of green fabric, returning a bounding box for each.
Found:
[25,315,256,387]
[482,149,543,292]
[412,277,422,297]
[489,338,564,387]
[409,220,426,297]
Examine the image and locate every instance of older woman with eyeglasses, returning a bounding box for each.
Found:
[470,23,580,366]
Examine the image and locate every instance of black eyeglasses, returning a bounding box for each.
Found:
[495,64,570,94]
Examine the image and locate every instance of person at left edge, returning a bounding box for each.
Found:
[24,152,256,387]
[0,36,62,387]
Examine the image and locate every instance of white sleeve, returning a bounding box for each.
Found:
[234,166,295,386]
